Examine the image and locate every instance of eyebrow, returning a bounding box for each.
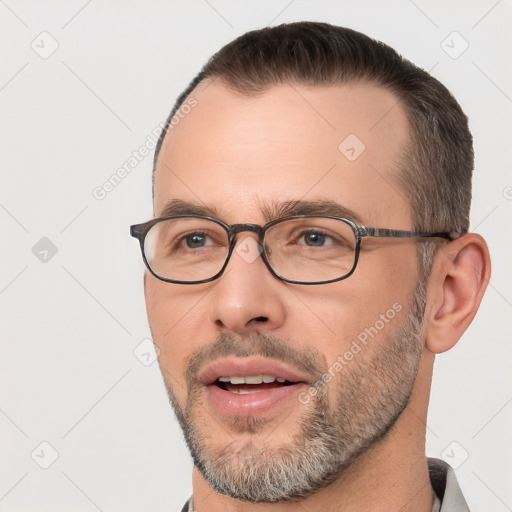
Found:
[261,200,365,225]
[158,199,219,218]
[158,199,365,225]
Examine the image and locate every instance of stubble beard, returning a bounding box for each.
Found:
[161,285,426,503]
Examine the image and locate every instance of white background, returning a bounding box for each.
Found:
[1,1,511,511]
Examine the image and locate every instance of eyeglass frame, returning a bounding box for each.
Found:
[130,214,460,286]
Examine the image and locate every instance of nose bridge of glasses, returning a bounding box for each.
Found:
[228,223,264,241]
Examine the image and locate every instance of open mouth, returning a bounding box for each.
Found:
[198,358,311,416]
[215,375,295,394]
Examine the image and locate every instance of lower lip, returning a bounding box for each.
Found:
[206,382,308,417]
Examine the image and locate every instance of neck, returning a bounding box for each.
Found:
[191,353,435,512]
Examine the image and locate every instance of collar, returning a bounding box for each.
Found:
[428,457,470,511]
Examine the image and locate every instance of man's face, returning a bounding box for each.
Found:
[146,81,424,501]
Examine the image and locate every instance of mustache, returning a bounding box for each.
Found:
[185,331,328,388]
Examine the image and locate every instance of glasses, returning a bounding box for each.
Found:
[130,215,457,285]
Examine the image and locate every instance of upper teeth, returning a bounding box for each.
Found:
[218,375,287,384]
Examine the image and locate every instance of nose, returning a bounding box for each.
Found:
[210,235,287,335]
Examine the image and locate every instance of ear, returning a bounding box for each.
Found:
[424,233,491,354]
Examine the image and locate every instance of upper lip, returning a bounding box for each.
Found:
[198,357,311,386]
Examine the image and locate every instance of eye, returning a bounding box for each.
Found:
[179,231,216,249]
[184,232,210,248]
[297,230,334,247]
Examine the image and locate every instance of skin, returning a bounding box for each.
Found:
[145,80,490,511]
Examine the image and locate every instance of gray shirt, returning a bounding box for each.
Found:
[181,458,470,512]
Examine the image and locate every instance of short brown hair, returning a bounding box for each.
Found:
[154,22,473,271]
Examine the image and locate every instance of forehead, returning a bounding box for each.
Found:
[154,80,412,227]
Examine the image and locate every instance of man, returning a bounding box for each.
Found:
[130,22,490,511]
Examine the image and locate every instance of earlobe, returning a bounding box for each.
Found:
[424,234,491,354]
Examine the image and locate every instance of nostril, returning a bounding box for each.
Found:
[254,316,268,323]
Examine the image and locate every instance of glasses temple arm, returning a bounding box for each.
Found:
[361,227,461,241]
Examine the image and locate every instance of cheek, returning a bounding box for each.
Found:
[145,279,210,395]
[302,248,417,364]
